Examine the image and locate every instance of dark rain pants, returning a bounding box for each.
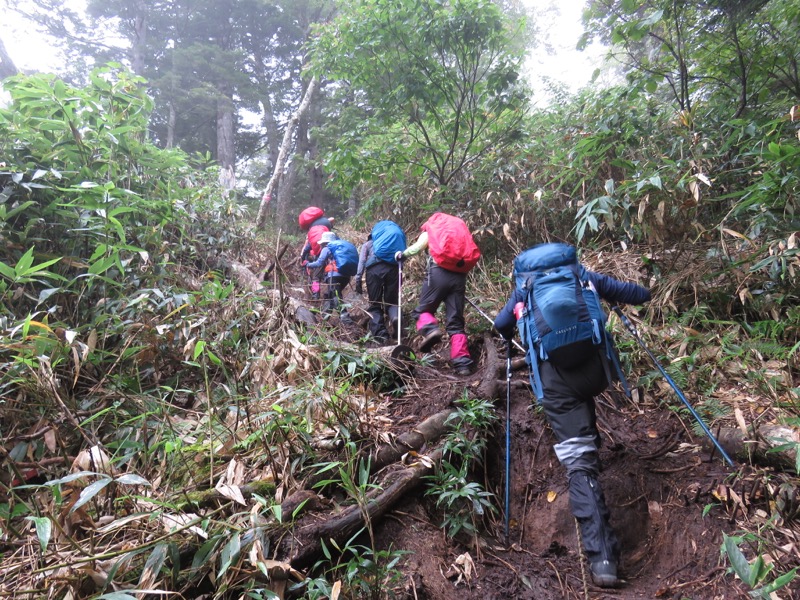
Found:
[540,350,619,566]
[365,261,399,342]
[411,264,471,366]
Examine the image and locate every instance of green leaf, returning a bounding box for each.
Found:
[25,516,52,553]
[218,533,241,579]
[723,533,755,587]
[70,477,113,513]
[115,473,151,486]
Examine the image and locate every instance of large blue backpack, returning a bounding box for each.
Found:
[513,243,627,400]
[327,239,359,277]
[370,220,407,264]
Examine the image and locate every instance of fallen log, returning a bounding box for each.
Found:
[285,448,443,570]
[713,424,800,472]
[205,253,317,326]
[477,332,502,400]
[172,479,277,511]
[369,408,457,472]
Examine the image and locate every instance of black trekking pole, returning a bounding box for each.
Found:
[504,339,512,545]
[466,297,525,353]
[612,306,735,468]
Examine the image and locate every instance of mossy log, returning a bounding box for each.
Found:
[172,479,277,510]
[284,448,443,570]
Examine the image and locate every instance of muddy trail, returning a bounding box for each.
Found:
[287,276,760,600]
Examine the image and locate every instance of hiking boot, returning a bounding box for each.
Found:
[454,365,472,376]
[418,328,443,352]
[590,560,618,588]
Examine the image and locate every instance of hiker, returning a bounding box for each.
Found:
[493,242,651,588]
[354,220,407,344]
[305,231,359,318]
[298,207,334,300]
[395,212,480,376]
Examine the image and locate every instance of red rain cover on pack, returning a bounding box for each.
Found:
[299,206,325,231]
[421,212,480,273]
[307,225,330,257]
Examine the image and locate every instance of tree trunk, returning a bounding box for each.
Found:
[256,76,318,229]
[0,35,19,79]
[217,92,236,191]
[261,95,280,170]
[130,0,147,77]
[714,424,800,472]
[276,157,299,226]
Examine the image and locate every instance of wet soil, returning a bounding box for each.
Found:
[329,289,755,600]
[374,354,743,600]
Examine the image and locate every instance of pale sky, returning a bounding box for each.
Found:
[1,0,600,95]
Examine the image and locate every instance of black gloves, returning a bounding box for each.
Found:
[354,278,363,295]
[394,251,405,263]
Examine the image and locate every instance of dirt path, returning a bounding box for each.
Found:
[279,248,762,600]
[313,283,748,599]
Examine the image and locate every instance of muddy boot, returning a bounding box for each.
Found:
[590,560,618,588]
[451,356,474,376]
[569,471,619,588]
[418,324,443,352]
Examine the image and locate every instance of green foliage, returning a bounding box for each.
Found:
[425,392,497,540]
[307,532,408,600]
[310,0,529,204]
[722,532,798,598]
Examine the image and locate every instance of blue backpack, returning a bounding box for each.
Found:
[513,243,627,400]
[370,220,407,264]
[327,239,359,277]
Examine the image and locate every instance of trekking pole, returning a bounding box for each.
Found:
[504,339,512,545]
[466,297,525,353]
[612,306,735,468]
[396,260,403,346]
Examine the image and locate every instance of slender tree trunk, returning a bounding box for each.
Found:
[217,92,236,191]
[0,35,19,79]
[256,76,318,229]
[166,102,176,148]
[277,158,299,224]
[261,95,280,170]
[130,0,147,77]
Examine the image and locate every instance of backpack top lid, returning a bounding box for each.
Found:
[370,220,407,264]
[513,242,578,288]
[421,212,481,273]
[299,206,325,231]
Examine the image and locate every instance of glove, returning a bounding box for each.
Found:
[394,251,405,263]
[301,259,309,267]
[354,279,363,295]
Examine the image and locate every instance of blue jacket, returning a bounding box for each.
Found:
[494,270,650,340]
[305,246,332,270]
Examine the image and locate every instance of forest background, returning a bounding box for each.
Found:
[1,0,799,598]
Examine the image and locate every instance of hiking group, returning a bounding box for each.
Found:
[297,208,651,588]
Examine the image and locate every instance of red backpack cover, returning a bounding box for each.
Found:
[307,225,330,257]
[299,206,325,231]
[421,212,480,273]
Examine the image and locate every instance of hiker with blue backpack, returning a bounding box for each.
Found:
[304,231,359,319]
[493,242,650,589]
[298,207,336,300]
[395,213,481,376]
[354,220,407,345]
